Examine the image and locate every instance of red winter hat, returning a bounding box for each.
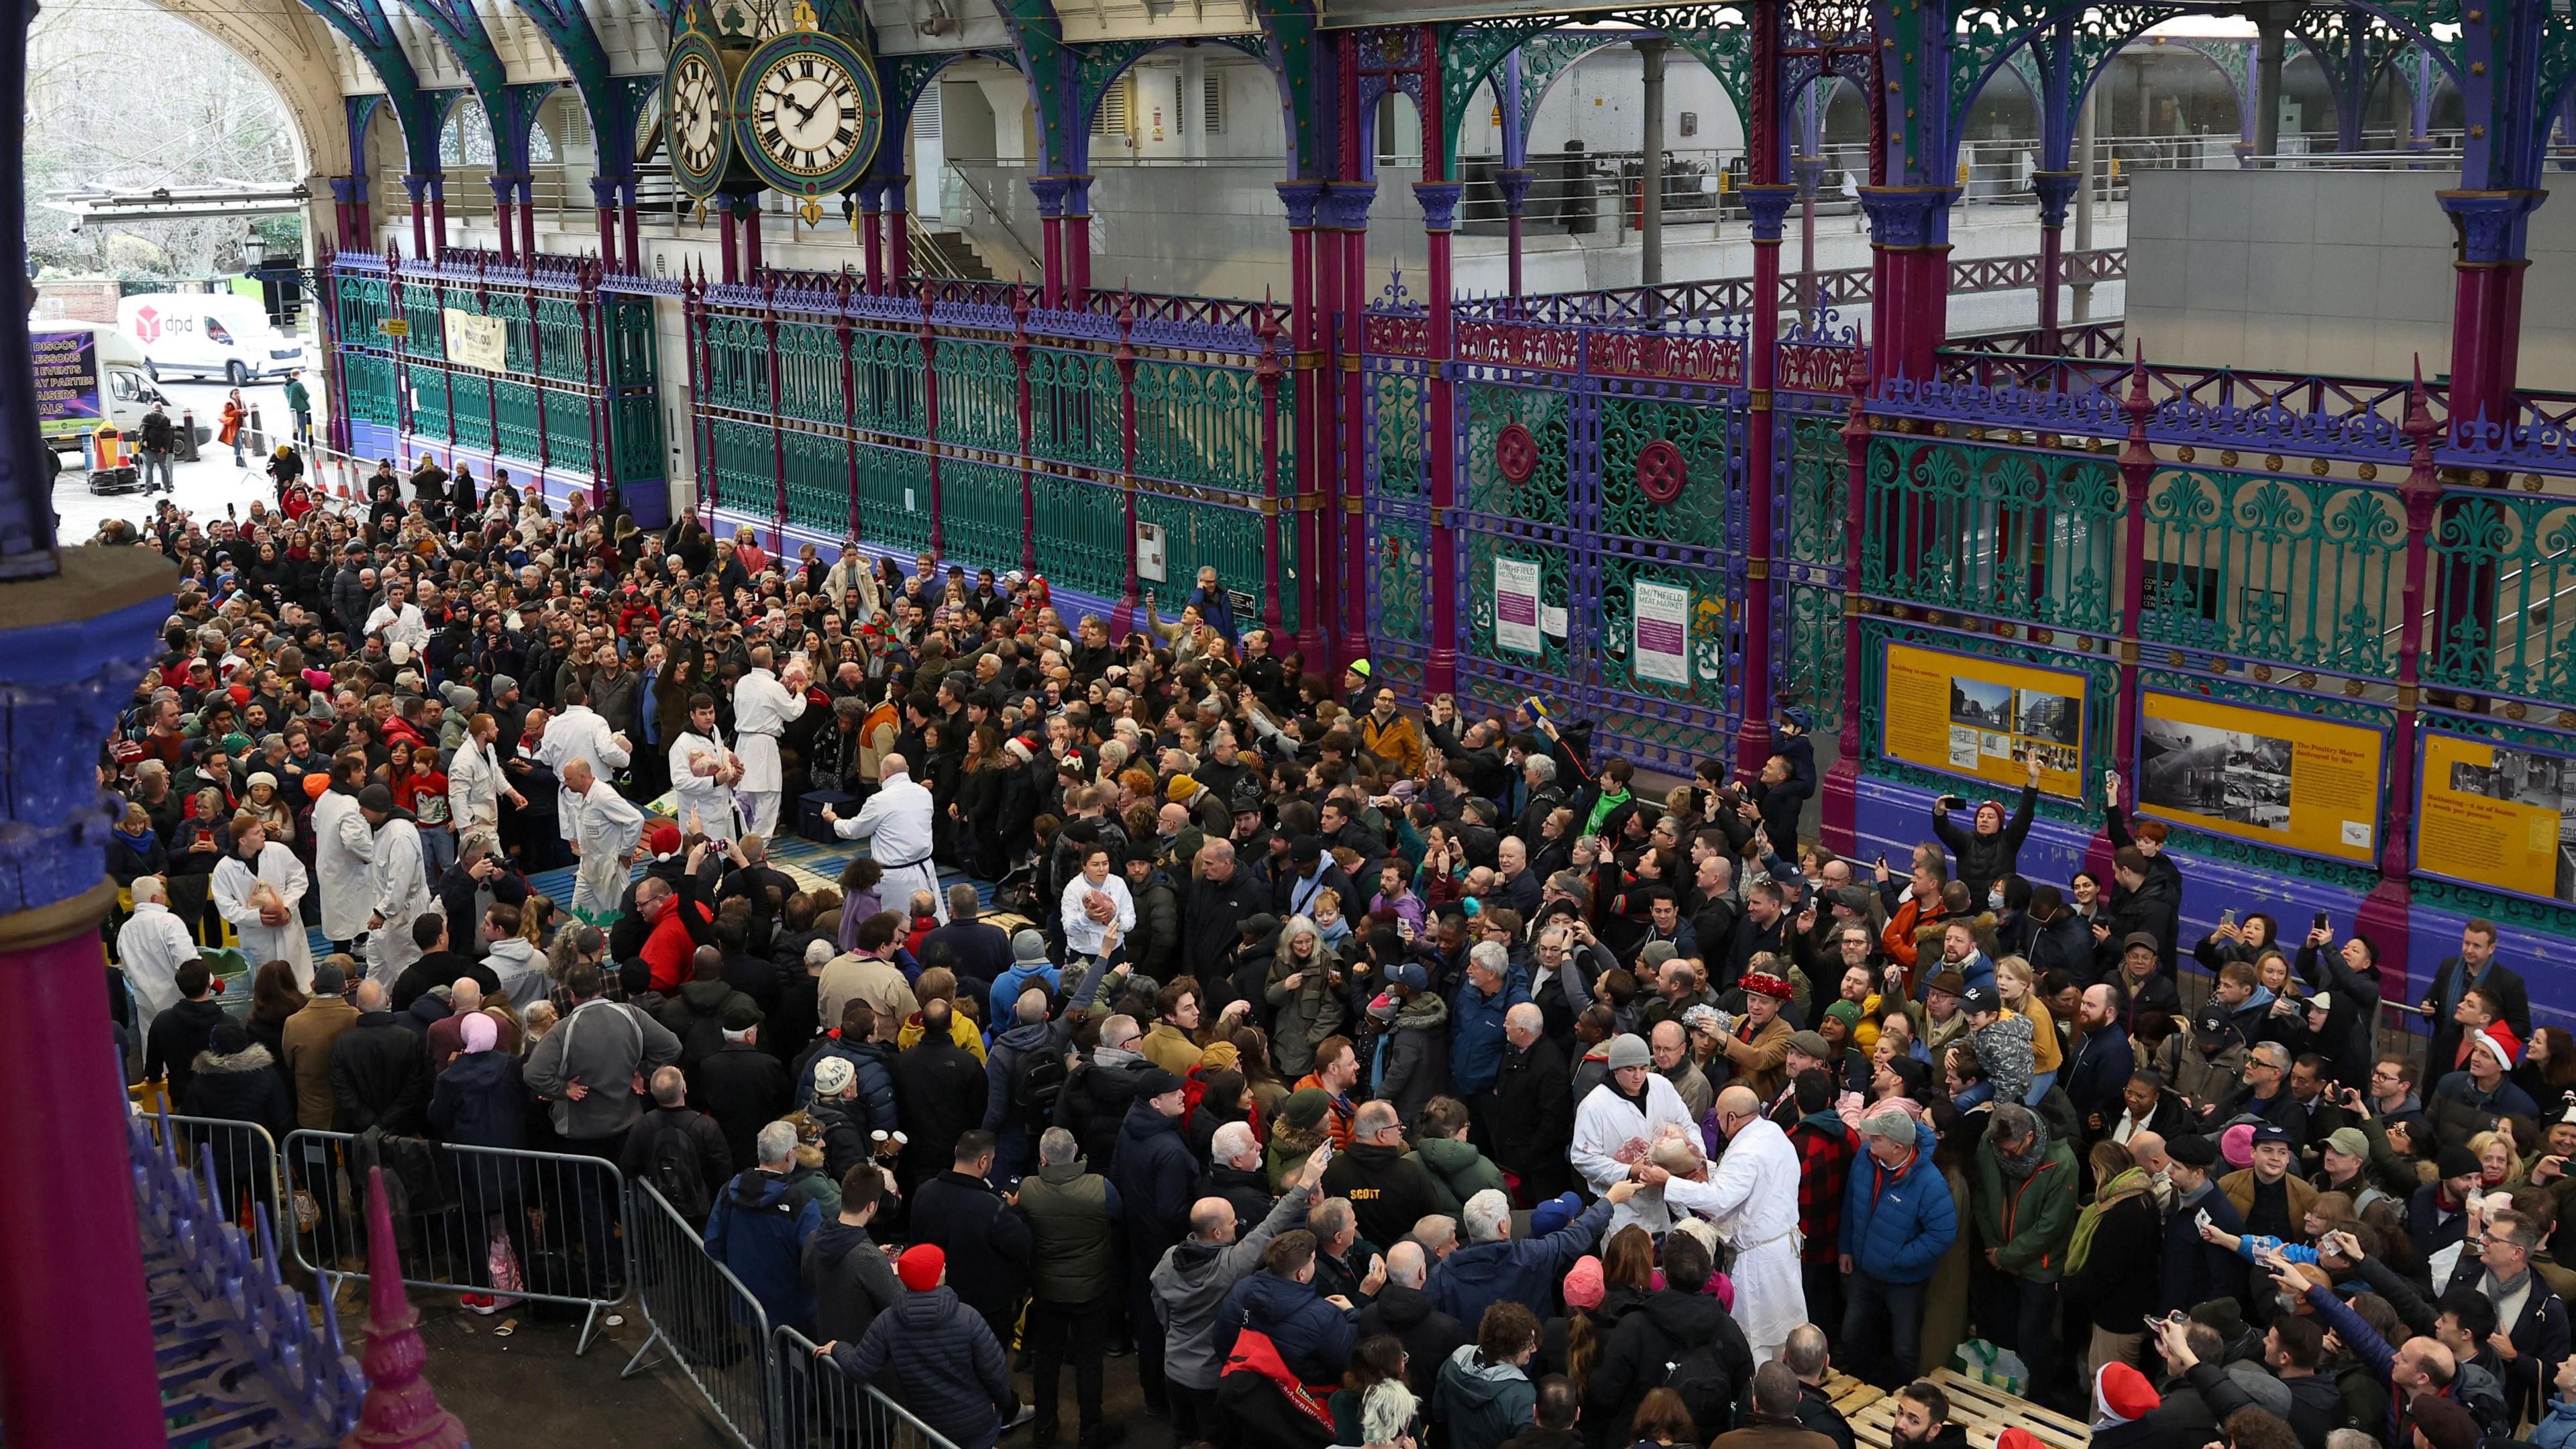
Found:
[2094,1362,2159,1424]
[896,1243,946,1293]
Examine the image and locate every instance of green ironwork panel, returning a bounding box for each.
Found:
[535,294,588,382]
[1595,390,1733,549]
[1034,471,1127,602]
[1466,531,1572,675]
[343,352,400,427]
[1788,415,1846,569]
[604,297,658,389]
[611,395,659,484]
[704,315,771,413]
[710,417,772,515]
[1464,382,1569,525]
[494,378,540,461]
[1858,617,2118,824]
[1597,553,1730,706]
[1373,372,1426,499]
[1031,348,1120,472]
[777,322,843,427]
[450,372,495,452]
[412,368,452,440]
[1134,490,1283,631]
[941,456,1022,572]
[1861,437,2124,635]
[857,443,934,555]
[539,388,594,476]
[1133,361,1263,495]
[1786,584,1845,735]
[400,289,446,361]
[2427,488,2576,702]
[783,427,849,534]
[1374,514,1428,646]
[2139,468,2407,677]
[935,340,1020,454]
[852,327,926,438]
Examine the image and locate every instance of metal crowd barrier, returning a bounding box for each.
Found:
[140,1112,285,1236]
[772,1324,965,1449]
[623,1179,777,1448]
[281,1128,629,1353]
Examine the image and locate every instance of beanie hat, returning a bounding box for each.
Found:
[1562,1256,1606,1311]
[896,1244,946,1293]
[2094,1363,2159,1425]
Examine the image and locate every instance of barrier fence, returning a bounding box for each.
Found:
[282,1128,629,1353]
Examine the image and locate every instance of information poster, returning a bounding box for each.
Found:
[2135,692,2383,864]
[444,309,508,370]
[1494,557,1542,655]
[2418,733,2576,902]
[1880,643,2087,798]
[1633,580,1692,686]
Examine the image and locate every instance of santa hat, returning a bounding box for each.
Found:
[2094,1363,2159,1426]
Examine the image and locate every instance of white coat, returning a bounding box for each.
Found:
[729,669,806,794]
[211,842,315,991]
[1570,1074,1698,1236]
[362,816,435,986]
[117,900,201,1029]
[1664,1116,1808,1352]
[539,705,631,842]
[311,789,376,943]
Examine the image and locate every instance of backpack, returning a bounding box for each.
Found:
[1013,1041,1070,1118]
[1659,1341,1737,1441]
[645,1114,714,1222]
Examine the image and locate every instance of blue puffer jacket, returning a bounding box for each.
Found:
[1224,1268,1359,1383]
[703,1168,822,1334]
[1839,1120,1957,1284]
[1448,965,1531,1096]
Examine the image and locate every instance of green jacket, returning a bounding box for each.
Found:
[1409,1135,1509,1217]
[1972,1133,2080,1283]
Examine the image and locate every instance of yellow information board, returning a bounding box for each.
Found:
[1880,643,2087,799]
[2135,692,2383,865]
[2418,733,2576,902]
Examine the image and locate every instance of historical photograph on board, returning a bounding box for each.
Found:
[2140,716,2296,830]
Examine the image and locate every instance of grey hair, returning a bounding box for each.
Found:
[1039,1128,1080,1167]
[755,1120,798,1167]
[1462,1189,1512,1244]
[1468,941,1511,976]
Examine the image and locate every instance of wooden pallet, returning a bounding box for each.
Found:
[1847,1368,2088,1449]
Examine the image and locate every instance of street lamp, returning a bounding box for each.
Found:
[242,231,266,269]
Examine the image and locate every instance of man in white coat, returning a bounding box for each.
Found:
[356,784,435,988]
[563,758,647,922]
[446,711,523,839]
[538,684,632,844]
[1570,1032,1698,1236]
[729,646,808,838]
[1651,1084,1808,1362]
[311,753,376,953]
[210,817,315,991]
[822,751,945,925]
[667,692,743,839]
[117,876,201,1033]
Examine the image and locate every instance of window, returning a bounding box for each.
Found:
[1202,74,1224,135]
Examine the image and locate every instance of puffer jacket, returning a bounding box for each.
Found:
[1839,1119,1956,1284]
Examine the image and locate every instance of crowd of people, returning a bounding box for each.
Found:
[93,461,2576,1449]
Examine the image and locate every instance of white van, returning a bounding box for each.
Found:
[115,292,307,385]
[30,321,168,451]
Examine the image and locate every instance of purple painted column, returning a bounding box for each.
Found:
[2358,377,2439,1014]
[1417,178,1463,699]
[1029,174,1069,310]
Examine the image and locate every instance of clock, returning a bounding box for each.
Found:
[665,32,739,198]
[733,30,880,197]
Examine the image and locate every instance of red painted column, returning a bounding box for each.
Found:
[1279,180,1328,666]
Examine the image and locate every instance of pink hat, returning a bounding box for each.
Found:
[1562,1256,1605,1311]
[2220,1122,2256,1169]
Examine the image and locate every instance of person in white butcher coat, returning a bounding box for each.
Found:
[209,818,315,991]
[538,687,632,843]
[822,751,945,925]
[446,712,523,839]
[117,876,201,1033]
[667,695,743,839]
[1570,1032,1699,1236]
[311,760,376,952]
[729,647,808,837]
[356,784,435,987]
[563,759,647,922]
[1650,1085,1809,1362]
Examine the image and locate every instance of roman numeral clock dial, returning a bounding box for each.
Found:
[733,32,879,197]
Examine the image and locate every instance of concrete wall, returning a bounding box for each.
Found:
[2126,168,2576,390]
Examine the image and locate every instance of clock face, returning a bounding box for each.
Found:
[667,40,729,193]
[749,51,864,178]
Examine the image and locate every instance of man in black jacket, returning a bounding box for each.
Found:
[1321,1100,1450,1248]
[1491,1004,1574,1201]
[908,1130,1032,1350]
[327,979,430,1134]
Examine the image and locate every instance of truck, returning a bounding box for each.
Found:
[115,291,307,385]
[32,321,164,453]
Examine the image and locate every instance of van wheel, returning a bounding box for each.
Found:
[227,360,249,386]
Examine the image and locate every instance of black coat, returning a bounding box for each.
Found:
[1490,1036,1574,1201]
[327,1011,430,1135]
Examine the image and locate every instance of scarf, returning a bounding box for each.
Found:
[2065,1167,2149,1275]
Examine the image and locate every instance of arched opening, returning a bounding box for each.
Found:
[25,0,308,278]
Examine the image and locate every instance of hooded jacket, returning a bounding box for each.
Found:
[1434,1344,1538,1449]
[703,1168,820,1334]
[1154,1184,1318,1391]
